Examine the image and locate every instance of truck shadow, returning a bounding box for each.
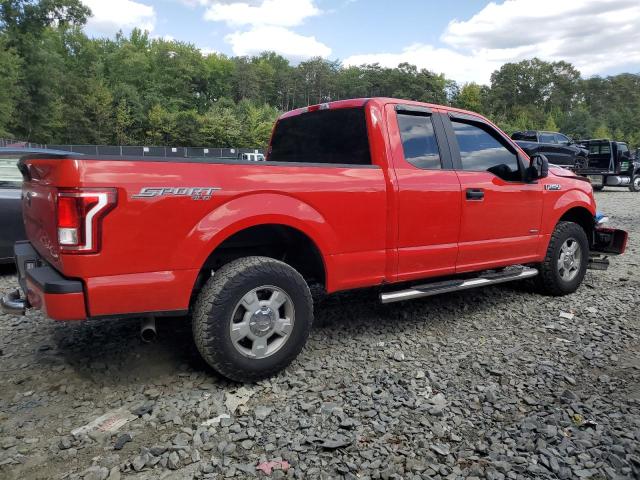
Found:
[47,282,534,386]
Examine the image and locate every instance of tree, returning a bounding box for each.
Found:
[0,34,21,135]
[114,98,133,144]
[543,114,558,132]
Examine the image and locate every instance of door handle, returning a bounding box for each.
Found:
[466,188,484,200]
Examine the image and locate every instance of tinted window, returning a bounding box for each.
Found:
[539,133,556,143]
[555,134,569,144]
[0,157,22,184]
[451,120,520,181]
[269,108,370,165]
[511,132,537,141]
[397,114,441,169]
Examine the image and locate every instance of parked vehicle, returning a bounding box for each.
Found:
[0,153,25,264]
[240,152,265,162]
[575,139,640,192]
[511,131,589,168]
[1,99,627,382]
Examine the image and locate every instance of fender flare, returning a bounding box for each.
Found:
[543,189,595,235]
[184,192,338,274]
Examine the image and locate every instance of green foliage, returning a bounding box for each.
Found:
[543,114,558,132]
[0,7,639,150]
[593,124,612,139]
[0,34,21,135]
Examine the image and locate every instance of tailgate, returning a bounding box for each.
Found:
[19,154,81,269]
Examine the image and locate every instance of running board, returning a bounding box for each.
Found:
[380,267,539,304]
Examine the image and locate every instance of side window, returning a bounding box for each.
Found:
[397,114,441,169]
[451,120,521,181]
[539,133,556,144]
[555,134,569,144]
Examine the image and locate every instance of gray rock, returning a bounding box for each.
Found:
[83,466,109,480]
[167,451,180,470]
[254,405,272,420]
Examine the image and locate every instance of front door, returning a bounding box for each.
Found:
[443,114,543,272]
[386,104,461,282]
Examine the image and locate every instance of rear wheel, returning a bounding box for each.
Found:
[193,256,313,382]
[535,221,589,296]
[574,156,588,169]
[629,174,640,192]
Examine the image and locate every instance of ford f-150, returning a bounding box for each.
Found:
[1,98,628,382]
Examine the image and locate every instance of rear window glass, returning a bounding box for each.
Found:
[397,114,441,169]
[269,108,371,165]
[511,132,537,141]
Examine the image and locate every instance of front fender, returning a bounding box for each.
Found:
[543,188,596,235]
[174,192,337,271]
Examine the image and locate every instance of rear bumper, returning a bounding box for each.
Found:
[1,241,87,320]
[2,241,192,321]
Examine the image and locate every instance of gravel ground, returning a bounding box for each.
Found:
[1,191,639,480]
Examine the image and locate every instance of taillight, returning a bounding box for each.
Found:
[56,189,117,254]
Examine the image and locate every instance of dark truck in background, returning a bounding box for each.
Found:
[511,131,589,168]
[575,140,640,192]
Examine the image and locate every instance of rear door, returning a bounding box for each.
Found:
[442,113,543,272]
[386,104,461,282]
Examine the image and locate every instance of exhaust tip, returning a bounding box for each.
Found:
[1,290,26,316]
[140,317,157,343]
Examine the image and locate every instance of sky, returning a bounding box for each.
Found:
[82,0,640,84]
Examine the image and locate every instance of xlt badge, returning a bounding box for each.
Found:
[132,187,221,200]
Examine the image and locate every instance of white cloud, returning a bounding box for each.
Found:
[345,0,640,83]
[226,26,330,58]
[204,0,320,27]
[200,0,325,60]
[344,44,503,84]
[83,0,156,35]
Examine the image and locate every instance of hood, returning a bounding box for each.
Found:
[549,165,591,184]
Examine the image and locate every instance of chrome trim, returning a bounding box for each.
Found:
[380,267,539,304]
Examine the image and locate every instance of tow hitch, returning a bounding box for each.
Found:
[1,289,26,316]
[588,254,610,271]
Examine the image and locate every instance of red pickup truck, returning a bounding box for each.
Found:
[1,98,627,382]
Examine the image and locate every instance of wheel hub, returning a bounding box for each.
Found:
[250,306,275,336]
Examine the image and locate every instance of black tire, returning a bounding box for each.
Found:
[193,256,313,382]
[535,221,589,296]
[593,185,604,192]
[629,174,640,192]
[574,156,588,169]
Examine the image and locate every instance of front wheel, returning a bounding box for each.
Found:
[629,174,640,192]
[535,221,589,296]
[193,256,313,382]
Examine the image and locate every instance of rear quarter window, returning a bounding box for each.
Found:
[269,108,371,165]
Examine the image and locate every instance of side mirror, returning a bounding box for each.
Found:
[526,154,549,182]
